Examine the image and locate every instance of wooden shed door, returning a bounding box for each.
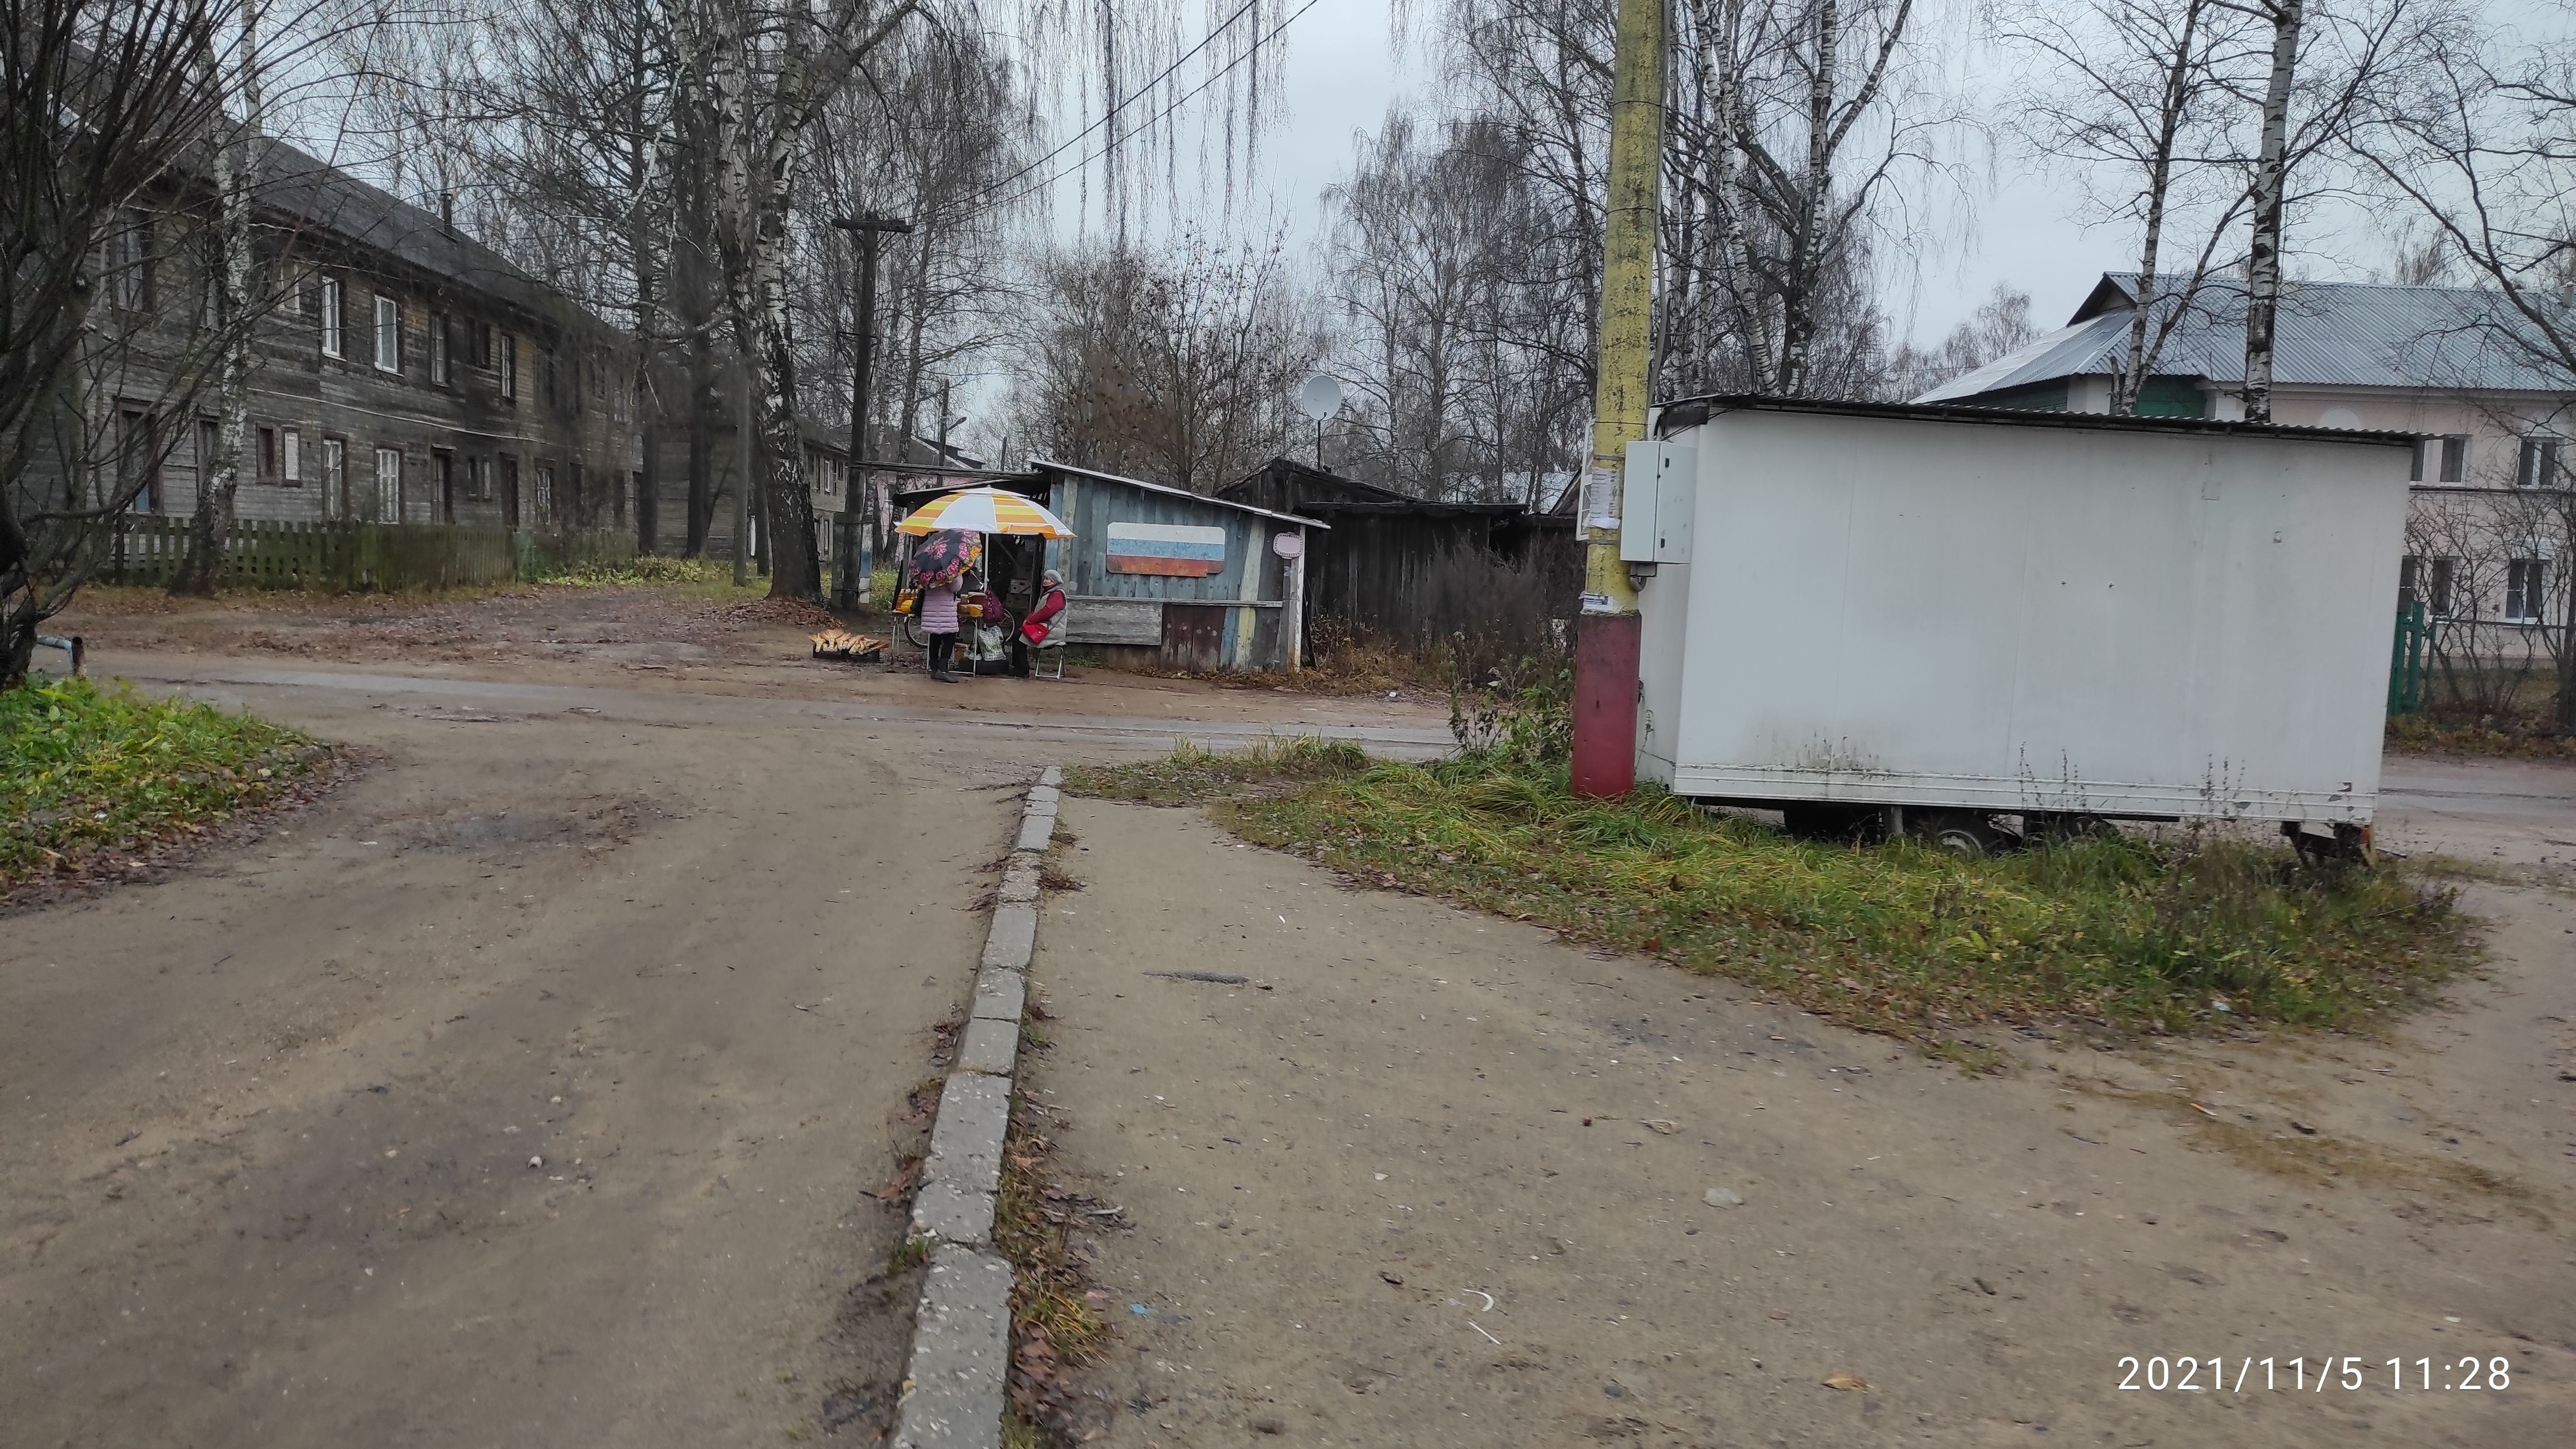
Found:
[1161,604,1229,671]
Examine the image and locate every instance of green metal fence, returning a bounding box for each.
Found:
[104,516,636,592]
[2388,598,2429,716]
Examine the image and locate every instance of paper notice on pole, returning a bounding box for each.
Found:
[1584,463,1622,531]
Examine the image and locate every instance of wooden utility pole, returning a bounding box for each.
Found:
[1570,0,1667,797]
[832,215,912,611]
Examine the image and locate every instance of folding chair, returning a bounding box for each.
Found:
[1030,611,1068,680]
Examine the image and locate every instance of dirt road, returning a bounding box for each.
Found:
[0,671,1038,1447]
[1029,798,2576,1448]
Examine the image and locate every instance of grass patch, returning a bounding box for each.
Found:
[995,1085,1111,1442]
[2,677,327,888]
[2387,713,2576,761]
[1073,749,2477,1056]
[1063,734,1373,804]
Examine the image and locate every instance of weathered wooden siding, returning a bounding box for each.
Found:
[84,155,638,551]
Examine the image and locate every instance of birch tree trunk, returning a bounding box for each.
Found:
[2240,0,2301,424]
[2116,0,2206,416]
[172,5,260,597]
[1777,0,1842,396]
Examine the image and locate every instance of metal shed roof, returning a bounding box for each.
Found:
[1030,460,1330,530]
[1916,273,2576,401]
[1657,393,2416,446]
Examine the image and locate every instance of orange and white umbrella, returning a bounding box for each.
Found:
[895,486,1074,538]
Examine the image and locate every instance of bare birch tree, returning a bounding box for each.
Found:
[2000,0,2265,412]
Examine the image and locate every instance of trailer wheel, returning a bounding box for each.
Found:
[1912,810,2008,857]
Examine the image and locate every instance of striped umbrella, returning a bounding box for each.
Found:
[895,486,1074,539]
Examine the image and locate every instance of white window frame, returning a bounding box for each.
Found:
[499,331,517,401]
[429,313,448,385]
[2504,559,2548,624]
[2517,434,2564,490]
[374,294,401,373]
[320,277,343,357]
[375,445,403,522]
[321,437,346,517]
[281,426,301,486]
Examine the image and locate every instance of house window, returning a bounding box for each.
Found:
[467,456,490,501]
[499,332,517,402]
[477,320,494,367]
[499,454,520,525]
[375,446,403,521]
[321,437,346,517]
[256,425,279,485]
[2505,559,2549,623]
[2437,434,2468,484]
[281,427,301,486]
[117,406,159,512]
[320,277,344,357]
[107,211,155,313]
[540,349,557,410]
[2398,555,2461,616]
[374,294,401,373]
[2516,434,2564,489]
[535,462,555,521]
[430,313,448,385]
[434,449,455,522]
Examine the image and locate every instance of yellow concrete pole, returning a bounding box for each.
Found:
[1570,0,1666,797]
[1581,0,1668,615]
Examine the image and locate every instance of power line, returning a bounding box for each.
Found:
[955,0,1324,224]
[948,0,1270,217]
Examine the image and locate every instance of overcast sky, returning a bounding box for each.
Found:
[1032,0,2359,349]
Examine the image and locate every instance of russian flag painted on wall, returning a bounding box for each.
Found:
[1105,521,1227,577]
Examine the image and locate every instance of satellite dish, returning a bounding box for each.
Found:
[1294,374,1343,422]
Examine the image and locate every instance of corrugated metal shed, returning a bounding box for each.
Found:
[1919,273,2576,402]
[1028,460,1325,671]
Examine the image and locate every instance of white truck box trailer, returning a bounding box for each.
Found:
[1628,398,2414,845]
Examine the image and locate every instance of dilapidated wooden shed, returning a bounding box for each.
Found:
[1219,457,1580,643]
[1024,460,1326,672]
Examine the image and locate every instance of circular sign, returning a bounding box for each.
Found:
[1271,532,1304,559]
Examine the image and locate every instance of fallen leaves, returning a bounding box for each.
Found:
[1822,1372,1870,1392]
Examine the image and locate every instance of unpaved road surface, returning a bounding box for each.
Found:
[0,671,1037,1446]
[1030,798,2576,1448]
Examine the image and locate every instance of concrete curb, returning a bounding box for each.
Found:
[891,766,1057,1449]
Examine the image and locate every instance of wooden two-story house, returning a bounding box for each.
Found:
[105,138,637,538]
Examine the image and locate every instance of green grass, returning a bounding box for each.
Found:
[2,678,326,886]
[1071,749,2476,1060]
[1064,734,1375,802]
[2387,712,2576,760]
[535,554,743,589]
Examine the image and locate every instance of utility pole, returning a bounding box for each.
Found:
[1570,0,1667,797]
[831,215,913,611]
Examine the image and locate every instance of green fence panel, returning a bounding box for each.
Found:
[2388,599,2429,717]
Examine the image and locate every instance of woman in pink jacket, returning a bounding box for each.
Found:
[921,573,962,682]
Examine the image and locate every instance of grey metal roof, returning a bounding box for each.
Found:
[251,138,587,332]
[1916,273,2576,401]
[1033,459,1331,529]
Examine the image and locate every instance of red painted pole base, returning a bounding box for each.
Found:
[1570,612,1642,798]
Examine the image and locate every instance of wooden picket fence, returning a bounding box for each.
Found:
[105,516,636,592]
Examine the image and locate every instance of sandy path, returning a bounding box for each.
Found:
[1027,798,2575,1448]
